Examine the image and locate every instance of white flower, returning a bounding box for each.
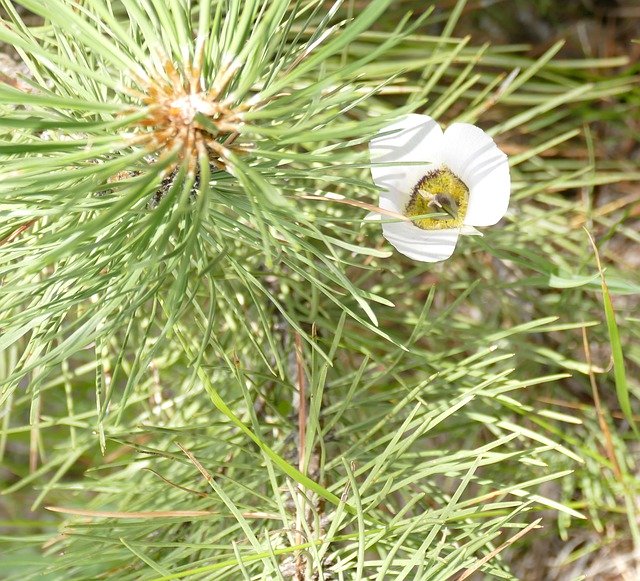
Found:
[368,114,510,262]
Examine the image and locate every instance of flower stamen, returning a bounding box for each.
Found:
[405,166,469,230]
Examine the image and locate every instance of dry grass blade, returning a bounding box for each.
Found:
[45,506,218,518]
[584,228,636,433]
[45,506,282,519]
[456,519,543,581]
[298,193,410,221]
[581,326,623,480]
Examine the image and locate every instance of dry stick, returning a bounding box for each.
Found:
[177,442,213,485]
[456,519,542,581]
[581,326,623,480]
[143,467,209,498]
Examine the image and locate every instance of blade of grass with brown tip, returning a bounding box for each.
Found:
[585,228,636,434]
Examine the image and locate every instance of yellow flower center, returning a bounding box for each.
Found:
[405,166,469,229]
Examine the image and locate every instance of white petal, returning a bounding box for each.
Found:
[381,220,459,262]
[440,123,511,227]
[460,225,483,236]
[370,114,444,208]
[377,194,403,214]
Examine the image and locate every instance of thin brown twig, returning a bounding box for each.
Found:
[581,325,623,480]
[456,519,543,581]
[142,467,209,498]
[0,219,37,246]
[177,442,214,485]
[293,331,307,580]
[299,193,410,221]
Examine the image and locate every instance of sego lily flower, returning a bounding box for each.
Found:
[368,114,510,262]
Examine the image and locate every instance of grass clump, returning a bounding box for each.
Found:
[1,1,639,579]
